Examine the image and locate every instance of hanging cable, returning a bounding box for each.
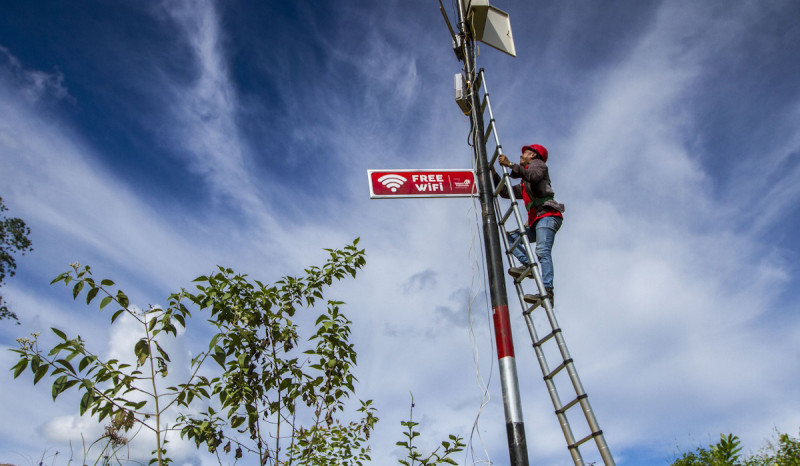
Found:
[464,107,495,466]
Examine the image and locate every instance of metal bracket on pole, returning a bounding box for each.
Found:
[439,0,464,61]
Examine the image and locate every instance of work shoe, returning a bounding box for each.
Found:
[523,288,555,307]
[523,293,542,305]
[508,266,530,279]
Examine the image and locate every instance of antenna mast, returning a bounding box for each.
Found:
[452,1,529,464]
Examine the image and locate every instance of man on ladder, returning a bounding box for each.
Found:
[494,144,565,304]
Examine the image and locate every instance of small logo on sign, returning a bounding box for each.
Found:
[378,174,407,192]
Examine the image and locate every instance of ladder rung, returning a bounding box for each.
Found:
[490,145,502,165]
[544,358,574,381]
[513,266,533,284]
[500,203,515,225]
[532,328,561,348]
[493,175,509,198]
[508,231,524,253]
[555,393,587,415]
[522,301,540,315]
[484,119,495,142]
[568,430,604,450]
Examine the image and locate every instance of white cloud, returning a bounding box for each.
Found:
[0,46,71,103]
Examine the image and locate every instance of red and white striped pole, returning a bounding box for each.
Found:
[456,1,529,464]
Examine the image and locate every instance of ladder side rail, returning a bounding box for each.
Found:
[523,313,585,465]
[479,74,502,164]
[531,282,616,466]
[479,70,510,178]
[538,287,615,464]
[578,396,615,465]
[479,70,502,149]
[562,358,614,465]
[535,288,615,465]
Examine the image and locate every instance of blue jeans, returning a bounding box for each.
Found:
[507,216,562,289]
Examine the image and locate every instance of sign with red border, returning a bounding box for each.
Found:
[368,169,477,199]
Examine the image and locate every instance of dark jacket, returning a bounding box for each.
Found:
[493,159,565,225]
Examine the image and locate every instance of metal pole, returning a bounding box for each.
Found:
[456,2,529,465]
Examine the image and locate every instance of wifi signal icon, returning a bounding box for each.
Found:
[378,174,407,192]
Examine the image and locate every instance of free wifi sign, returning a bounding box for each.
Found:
[368,169,477,199]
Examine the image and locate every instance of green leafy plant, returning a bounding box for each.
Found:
[175,241,377,465]
[11,239,467,465]
[673,430,800,466]
[11,240,374,465]
[672,433,741,466]
[743,430,800,466]
[12,262,190,465]
[396,394,465,466]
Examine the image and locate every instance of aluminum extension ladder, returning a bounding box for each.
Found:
[475,69,615,466]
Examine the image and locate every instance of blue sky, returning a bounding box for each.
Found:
[1,0,800,465]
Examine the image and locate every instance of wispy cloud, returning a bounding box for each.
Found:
[155,0,262,213]
[0,46,71,103]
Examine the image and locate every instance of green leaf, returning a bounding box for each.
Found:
[155,341,171,362]
[33,364,49,384]
[78,356,92,372]
[50,273,67,285]
[110,309,125,323]
[52,375,70,400]
[208,333,220,351]
[79,390,93,415]
[117,290,129,308]
[56,359,76,375]
[86,286,99,304]
[131,400,147,410]
[51,328,67,340]
[212,345,226,368]
[11,358,28,378]
[72,281,84,299]
[100,279,114,286]
[100,296,113,311]
[134,339,150,366]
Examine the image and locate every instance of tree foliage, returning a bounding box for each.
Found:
[672,430,800,466]
[175,241,376,464]
[395,394,465,466]
[0,195,34,322]
[11,240,378,464]
[10,239,465,466]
